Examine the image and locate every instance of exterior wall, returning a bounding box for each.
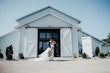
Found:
[16,7,80,58]
[82,37,93,57]
[72,27,79,57]
[78,31,83,55]
[101,46,110,54]
[0,30,20,59]
[49,8,79,24]
[17,8,49,25]
[27,15,70,27]
[19,15,79,57]
[19,27,38,58]
[91,38,101,56]
[17,7,79,25]
[78,31,101,56]
[19,27,26,54]
[78,31,88,55]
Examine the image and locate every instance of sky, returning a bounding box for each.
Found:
[0,0,110,40]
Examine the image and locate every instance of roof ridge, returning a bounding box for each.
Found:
[16,6,81,23]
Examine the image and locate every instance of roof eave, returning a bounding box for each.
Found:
[16,6,81,24]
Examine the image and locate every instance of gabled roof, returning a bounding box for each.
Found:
[80,30,102,42]
[0,30,19,39]
[16,6,81,29]
[16,6,81,23]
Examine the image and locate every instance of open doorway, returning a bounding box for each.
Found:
[38,29,60,57]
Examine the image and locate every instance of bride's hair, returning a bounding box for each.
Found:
[50,38,54,41]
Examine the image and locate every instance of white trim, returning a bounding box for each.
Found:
[16,6,81,23]
[15,13,81,29]
[15,13,49,29]
[50,13,80,29]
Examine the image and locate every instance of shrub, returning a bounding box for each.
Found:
[99,53,105,58]
[0,53,3,58]
[5,45,13,60]
[109,53,110,56]
[19,53,24,59]
[73,53,77,58]
[95,47,100,56]
[82,53,87,58]
[105,53,108,56]
[107,52,110,56]
[0,49,3,58]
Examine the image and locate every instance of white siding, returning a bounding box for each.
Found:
[78,31,83,55]
[101,46,110,54]
[17,7,79,25]
[19,27,26,54]
[92,38,101,56]
[82,37,93,57]
[27,15,71,27]
[0,30,20,59]
[15,7,81,58]
[49,8,79,24]
[72,27,79,56]
[78,31,102,56]
[17,8,49,25]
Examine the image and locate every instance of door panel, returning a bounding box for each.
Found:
[61,28,72,57]
[26,28,37,57]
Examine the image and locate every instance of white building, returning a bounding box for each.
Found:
[0,6,108,59]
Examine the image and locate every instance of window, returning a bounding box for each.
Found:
[40,33,45,38]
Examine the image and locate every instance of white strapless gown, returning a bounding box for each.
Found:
[35,47,54,61]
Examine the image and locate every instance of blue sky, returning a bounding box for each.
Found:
[0,0,110,40]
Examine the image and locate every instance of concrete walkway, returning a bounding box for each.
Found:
[0,57,110,73]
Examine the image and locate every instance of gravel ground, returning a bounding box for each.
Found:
[0,57,110,73]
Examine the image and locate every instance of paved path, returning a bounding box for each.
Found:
[0,58,110,73]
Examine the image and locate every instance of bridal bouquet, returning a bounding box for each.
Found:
[48,50,52,57]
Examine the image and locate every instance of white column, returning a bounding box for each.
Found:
[72,27,79,57]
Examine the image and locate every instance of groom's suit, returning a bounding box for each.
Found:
[47,41,51,48]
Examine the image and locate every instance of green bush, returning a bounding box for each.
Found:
[107,52,110,56]
[105,53,108,56]
[5,45,13,60]
[82,53,87,58]
[99,53,105,58]
[95,47,100,56]
[73,53,77,58]
[0,49,3,58]
[0,53,3,58]
[109,53,110,56]
[19,53,24,59]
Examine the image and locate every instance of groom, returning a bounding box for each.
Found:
[47,38,57,56]
[47,38,54,48]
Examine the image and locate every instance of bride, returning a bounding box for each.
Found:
[35,39,55,61]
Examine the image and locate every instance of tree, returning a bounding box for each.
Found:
[102,33,110,46]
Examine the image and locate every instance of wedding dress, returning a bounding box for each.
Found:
[35,44,54,61]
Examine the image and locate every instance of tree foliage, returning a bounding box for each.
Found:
[102,33,110,46]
